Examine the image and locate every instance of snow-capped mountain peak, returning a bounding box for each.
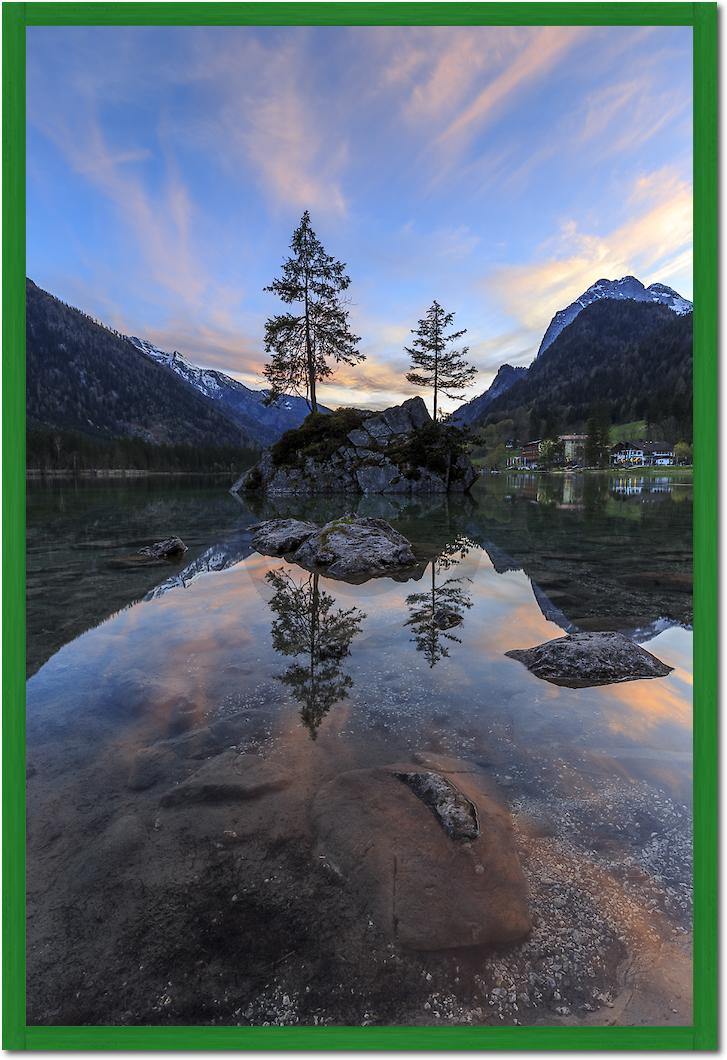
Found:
[128,337,239,399]
[126,335,322,446]
[537,276,693,356]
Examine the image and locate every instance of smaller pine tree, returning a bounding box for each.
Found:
[405,301,477,421]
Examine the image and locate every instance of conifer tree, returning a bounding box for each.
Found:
[266,569,365,739]
[405,536,474,668]
[405,301,477,421]
[262,211,363,413]
[585,403,611,467]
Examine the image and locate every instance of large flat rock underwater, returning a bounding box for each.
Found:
[231,397,477,496]
[311,757,531,950]
[141,739,532,954]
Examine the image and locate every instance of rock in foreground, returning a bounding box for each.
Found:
[231,397,477,495]
[312,761,530,950]
[505,631,673,687]
[251,515,417,580]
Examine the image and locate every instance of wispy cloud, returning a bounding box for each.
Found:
[577,71,690,157]
[488,166,692,343]
[27,25,693,404]
[207,36,349,216]
[437,27,586,148]
[29,91,210,308]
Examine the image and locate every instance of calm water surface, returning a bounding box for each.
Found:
[26,472,693,1026]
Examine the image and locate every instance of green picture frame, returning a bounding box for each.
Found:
[3,2,717,1050]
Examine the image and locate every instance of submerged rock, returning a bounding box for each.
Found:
[505,631,673,687]
[160,750,291,807]
[396,771,479,840]
[138,537,188,560]
[127,746,176,791]
[311,762,531,950]
[251,514,417,580]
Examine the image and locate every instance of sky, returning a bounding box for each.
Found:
[27,25,693,412]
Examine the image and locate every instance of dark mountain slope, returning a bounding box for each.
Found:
[482,299,692,438]
[451,363,527,427]
[26,279,257,450]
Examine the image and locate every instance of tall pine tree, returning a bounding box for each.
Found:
[405,301,477,421]
[262,211,363,413]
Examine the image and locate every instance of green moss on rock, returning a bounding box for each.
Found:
[271,409,368,468]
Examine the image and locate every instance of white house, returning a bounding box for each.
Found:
[611,442,645,466]
[611,442,674,467]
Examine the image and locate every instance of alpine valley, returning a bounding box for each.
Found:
[26,273,692,475]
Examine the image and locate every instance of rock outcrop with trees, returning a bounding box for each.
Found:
[232,397,477,495]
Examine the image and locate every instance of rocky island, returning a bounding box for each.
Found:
[250,514,419,580]
[231,397,477,496]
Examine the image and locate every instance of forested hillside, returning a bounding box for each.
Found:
[26,279,258,456]
[480,299,692,442]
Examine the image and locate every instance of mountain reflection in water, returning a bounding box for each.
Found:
[25,471,693,1027]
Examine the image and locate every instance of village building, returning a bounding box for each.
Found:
[643,443,674,466]
[506,439,541,469]
[520,440,541,468]
[559,434,587,464]
[611,441,645,466]
[611,441,674,467]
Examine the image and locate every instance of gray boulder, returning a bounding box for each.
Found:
[251,514,417,580]
[449,452,478,492]
[292,515,416,578]
[232,396,477,496]
[377,397,431,434]
[138,536,188,559]
[505,631,673,687]
[355,465,407,494]
[249,518,318,556]
[347,428,372,448]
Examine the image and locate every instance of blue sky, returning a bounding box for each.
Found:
[27,25,692,411]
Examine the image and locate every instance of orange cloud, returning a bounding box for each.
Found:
[489,166,692,341]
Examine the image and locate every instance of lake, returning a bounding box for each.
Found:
[26,471,693,1027]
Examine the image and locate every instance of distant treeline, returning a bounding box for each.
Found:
[27,426,258,473]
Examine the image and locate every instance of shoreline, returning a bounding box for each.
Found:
[483,467,693,478]
[26,468,240,479]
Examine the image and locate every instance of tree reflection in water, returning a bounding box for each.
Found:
[405,535,475,668]
[266,568,366,739]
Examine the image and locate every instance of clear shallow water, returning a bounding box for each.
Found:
[26,472,693,1026]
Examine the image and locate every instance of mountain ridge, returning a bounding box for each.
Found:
[537,275,692,356]
[26,278,258,451]
[480,298,693,440]
[451,363,527,427]
[127,336,325,446]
